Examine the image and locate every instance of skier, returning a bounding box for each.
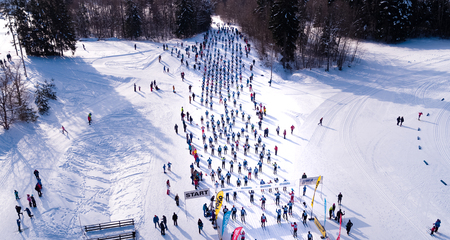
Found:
[240,207,246,223]
[260,195,266,210]
[88,113,92,125]
[283,129,286,139]
[17,219,21,232]
[400,116,404,126]
[276,208,282,223]
[14,190,20,200]
[27,194,32,207]
[172,212,178,226]
[291,125,295,134]
[274,145,278,155]
[261,213,267,228]
[303,186,307,196]
[307,231,313,240]
[31,195,37,207]
[318,117,323,126]
[159,220,165,235]
[302,210,308,225]
[240,230,246,240]
[174,124,178,134]
[275,191,281,206]
[62,126,68,134]
[346,219,353,235]
[231,205,237,220]
[163,164,166,173]
[162,215,168,230]
[15,205,23,219]
[434,219,441,232]
[35,183,42,197]
[291,222,298,238]
[25,208,33,218]
[166,180,170,195]
[338,192,343,205]
[198,219,203,234]
[418,112,423,120]
[397,116,401,126]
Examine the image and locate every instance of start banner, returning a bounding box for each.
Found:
[184,189,211,200]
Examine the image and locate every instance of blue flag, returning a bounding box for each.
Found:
[222,211,232,236]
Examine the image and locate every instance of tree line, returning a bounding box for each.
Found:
[215,0,450,70]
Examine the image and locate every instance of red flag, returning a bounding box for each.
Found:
[336,214,342,240]
[232,227,243,240]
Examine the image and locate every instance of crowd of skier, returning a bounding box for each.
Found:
[13,169,42,232]
[167,24,338,239]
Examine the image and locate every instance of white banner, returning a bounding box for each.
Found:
[184,189,211,200]
[219,180,296,193]
[299,176,323,186]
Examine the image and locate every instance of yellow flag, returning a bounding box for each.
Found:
[311,176,322,208]
[215,191,224,219]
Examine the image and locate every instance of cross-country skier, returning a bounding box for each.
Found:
[25,208,33,218]
[276,208,282,223]
[302,210,308,225]
[14,190,19,200]
[318,117,323,126]
[241,207,246,223]
[261,213,267,228]
[291,222,298,237]
[307,231,313,240]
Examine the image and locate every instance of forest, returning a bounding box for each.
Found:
[1,0,450,68]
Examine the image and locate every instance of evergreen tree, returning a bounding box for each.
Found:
[35,79,56,115]
[125,0,142,39]
[175,0,195,38]
[376,0,412,42]
[4,0,77,56]
[269,0,300,67]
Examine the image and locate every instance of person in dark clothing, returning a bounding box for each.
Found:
[162,215,168,230]
[346,220,353,235]
[153,215,159,228]
[31,195,37,207]
[15,205,23,219]
[338,192,343,205]
[336,209,345,222]
[174,124,178,134]
[396,116,401,126]
[17,219,21,232]
[25,208,33,218]
[159,221,165,235]
[34,169,40,179]
[175,194,180,206]
[172,212,178,226]
[400,116,404,126]
[198,219,203,234]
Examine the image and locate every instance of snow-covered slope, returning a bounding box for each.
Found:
[0,16,449,240]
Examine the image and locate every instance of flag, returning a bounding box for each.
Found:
[311,176,321,208]
[215,191,224,220]
[232,227,243,240]
[337,213,342,240]
[222,211,232,236]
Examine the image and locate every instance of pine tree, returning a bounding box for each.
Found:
[269,0,300,68]
[35,79,57,115]
[125,0,142,39]
[376,0,412,42]
[175,0,195,38]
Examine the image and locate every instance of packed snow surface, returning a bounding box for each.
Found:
[1,16,449,240]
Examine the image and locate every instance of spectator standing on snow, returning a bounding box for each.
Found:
[172,212,178,226]
[153,215,159,228]
[338,192,343,205]
[198,219,203,234]
[346,219,353,235]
